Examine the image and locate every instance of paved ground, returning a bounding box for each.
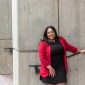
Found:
[0,75,13,85]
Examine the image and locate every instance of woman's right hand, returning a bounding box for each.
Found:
[46,65,56,78]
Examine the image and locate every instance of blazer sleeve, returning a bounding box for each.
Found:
[61,37,78,53]
[38,41,50,66]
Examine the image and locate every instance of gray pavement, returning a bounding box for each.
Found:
[0,75,13,85]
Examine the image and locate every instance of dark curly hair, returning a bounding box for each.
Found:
[41,26,59,42]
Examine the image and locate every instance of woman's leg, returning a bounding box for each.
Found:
[56,83,66,85]
[47,84,54,85]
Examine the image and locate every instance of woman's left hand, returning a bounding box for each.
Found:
[80,49,85,54]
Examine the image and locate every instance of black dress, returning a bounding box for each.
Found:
[40,40,67,84]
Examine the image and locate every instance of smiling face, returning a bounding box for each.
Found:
[47,28,56,40]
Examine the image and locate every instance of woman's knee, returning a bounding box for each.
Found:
[56,83,65,85]
[47,84,54,85]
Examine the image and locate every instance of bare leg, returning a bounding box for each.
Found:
[47,84,54,85]
[56,83,66,85]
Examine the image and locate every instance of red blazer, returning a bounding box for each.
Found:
[38,36,78,77]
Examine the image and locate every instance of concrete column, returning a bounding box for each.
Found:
[12,0,58,85]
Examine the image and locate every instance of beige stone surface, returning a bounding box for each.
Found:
[0,0,12,75]
[13,50,29,85]
[0,0,12,39]
[0,40,13,74]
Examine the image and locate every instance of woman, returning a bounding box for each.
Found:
[38,26,85,85]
